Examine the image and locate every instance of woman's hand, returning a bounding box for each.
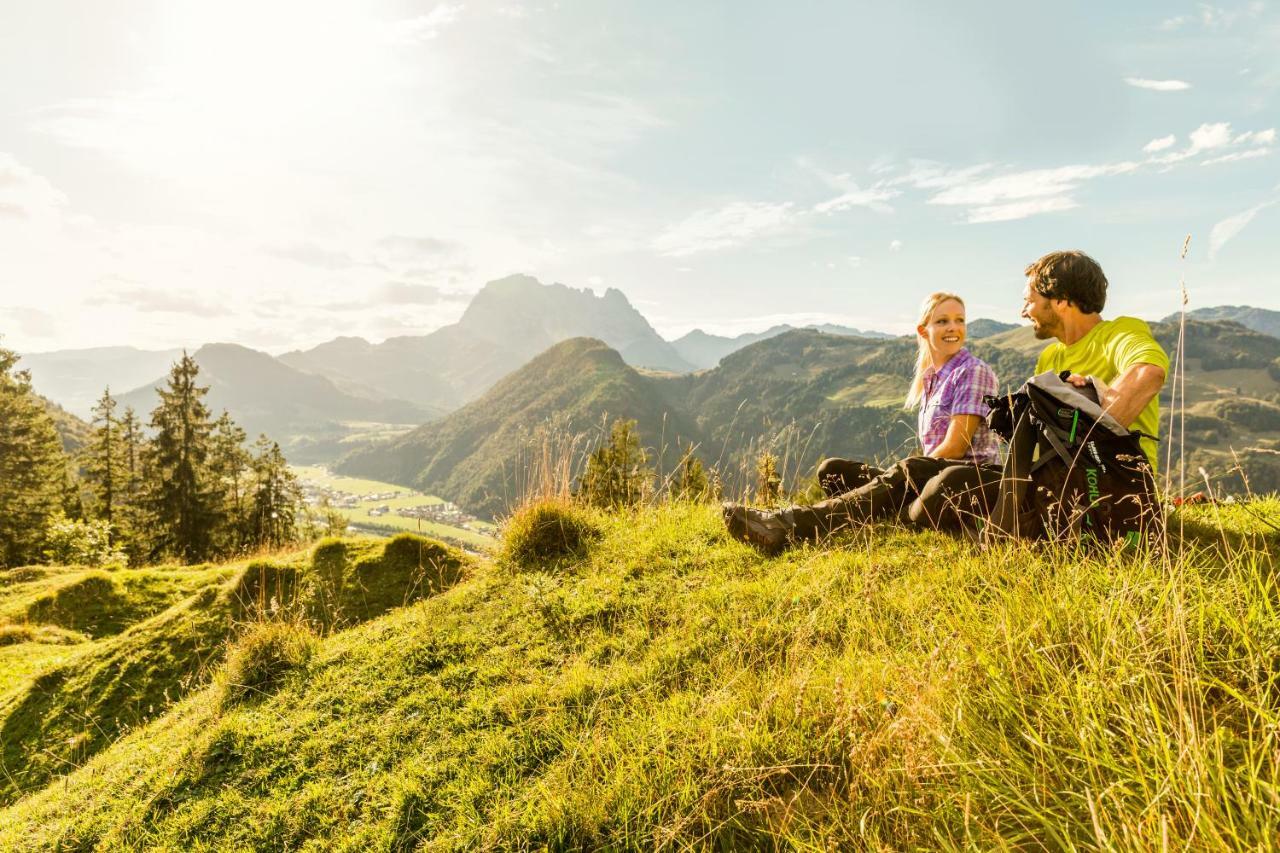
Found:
[928,414,983,460]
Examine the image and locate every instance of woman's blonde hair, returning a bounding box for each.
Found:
[904,291,965,410]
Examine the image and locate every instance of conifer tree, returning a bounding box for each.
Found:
[0,345,69,566]
[82,387,123,532]
[578,418,652,508]
[248,435,303,549]
[671,449,711,502]
[116,406,149,562]
[146,353,219,562]
[208,410,251,553]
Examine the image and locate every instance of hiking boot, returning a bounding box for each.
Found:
[722,502,793,553]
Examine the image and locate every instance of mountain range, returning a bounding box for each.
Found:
[116,343,435,462]
[279,274,695,410]
[340,315,1280,518]
[19,346,185,417]
[17,277,1280,509]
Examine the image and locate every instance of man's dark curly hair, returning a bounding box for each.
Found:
[1024,250,1107,315]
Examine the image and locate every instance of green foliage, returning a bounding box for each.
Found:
[500,498,600,571]
[217,620,318,708]
[247,435,304,550]
[145,353,221,562]
[578,418,653,509]
[754,450,781,504]
[40,513,126,569]
[1211,398,1280,432]
[208,410,251,554]
[0,346,70,567]
[670,449,712,502]
[81,388,124,531]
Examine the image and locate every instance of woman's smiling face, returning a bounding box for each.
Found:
[918,298,966,363]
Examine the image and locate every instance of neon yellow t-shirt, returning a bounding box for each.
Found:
[1034,316,1169,470]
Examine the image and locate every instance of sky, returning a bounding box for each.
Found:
[1,0,1278,354]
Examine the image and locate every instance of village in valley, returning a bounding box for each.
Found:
[291,465,496,547]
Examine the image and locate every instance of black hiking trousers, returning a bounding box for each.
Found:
[791,456,1002,539]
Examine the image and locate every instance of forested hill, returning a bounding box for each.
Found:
[340,320,1280,519]
[337,338,699,519]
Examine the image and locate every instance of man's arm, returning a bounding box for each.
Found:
[1065,362,1166,428]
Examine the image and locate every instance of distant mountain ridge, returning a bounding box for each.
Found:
[1163,306,1280,339]
[281,274,693,410]
[117,343,434,462]
[20,347,185,417]
[670,323,894,369]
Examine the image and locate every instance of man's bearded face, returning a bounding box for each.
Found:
[1021,280,1061,340]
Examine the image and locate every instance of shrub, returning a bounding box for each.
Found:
[218,620,318,708]
[500,498,600,571]
[41,513,126,568]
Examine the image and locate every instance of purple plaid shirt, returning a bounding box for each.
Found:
[918,348,1000,465]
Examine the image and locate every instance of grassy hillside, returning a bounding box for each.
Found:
[0,534,472,809]
[0,500,1276,848]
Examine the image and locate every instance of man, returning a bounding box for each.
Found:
[1018,250,1167,471]
[723,249,1168,550]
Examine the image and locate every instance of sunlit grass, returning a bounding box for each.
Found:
[0,499,1276,849]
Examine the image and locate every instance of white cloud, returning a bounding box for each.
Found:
[1160,15,1189,30]
[379,4,463,45]
[812,185,897,214]
[1209,201,1274,259]
[652,201,796,257]
[0,152,67,222]
[966,197,1078,224]
[924,162,1138,223]
[1125,77,1192,91]
[1234,128,1277,145]
[1202,148,1272,165]
[1189,121,1234,153]
[1143,134,1177,152]
[889,239,903,252]
[800,159,899,214]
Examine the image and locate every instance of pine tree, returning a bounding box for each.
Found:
[578,418,653,508]
[247,435,302,549]
[82,387,123,532]
[671,449,711,502]
[208,410,251,553]
[116,406,149,563]
[0,346,70,566]
[146,353,219,562]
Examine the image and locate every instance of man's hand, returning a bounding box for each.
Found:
[1069,364,1166,428]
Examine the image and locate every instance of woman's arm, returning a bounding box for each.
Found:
[927,414,983,460]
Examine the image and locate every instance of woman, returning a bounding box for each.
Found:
[723,292,1002,550]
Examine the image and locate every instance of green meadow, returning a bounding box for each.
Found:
[1,498,1278,849]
